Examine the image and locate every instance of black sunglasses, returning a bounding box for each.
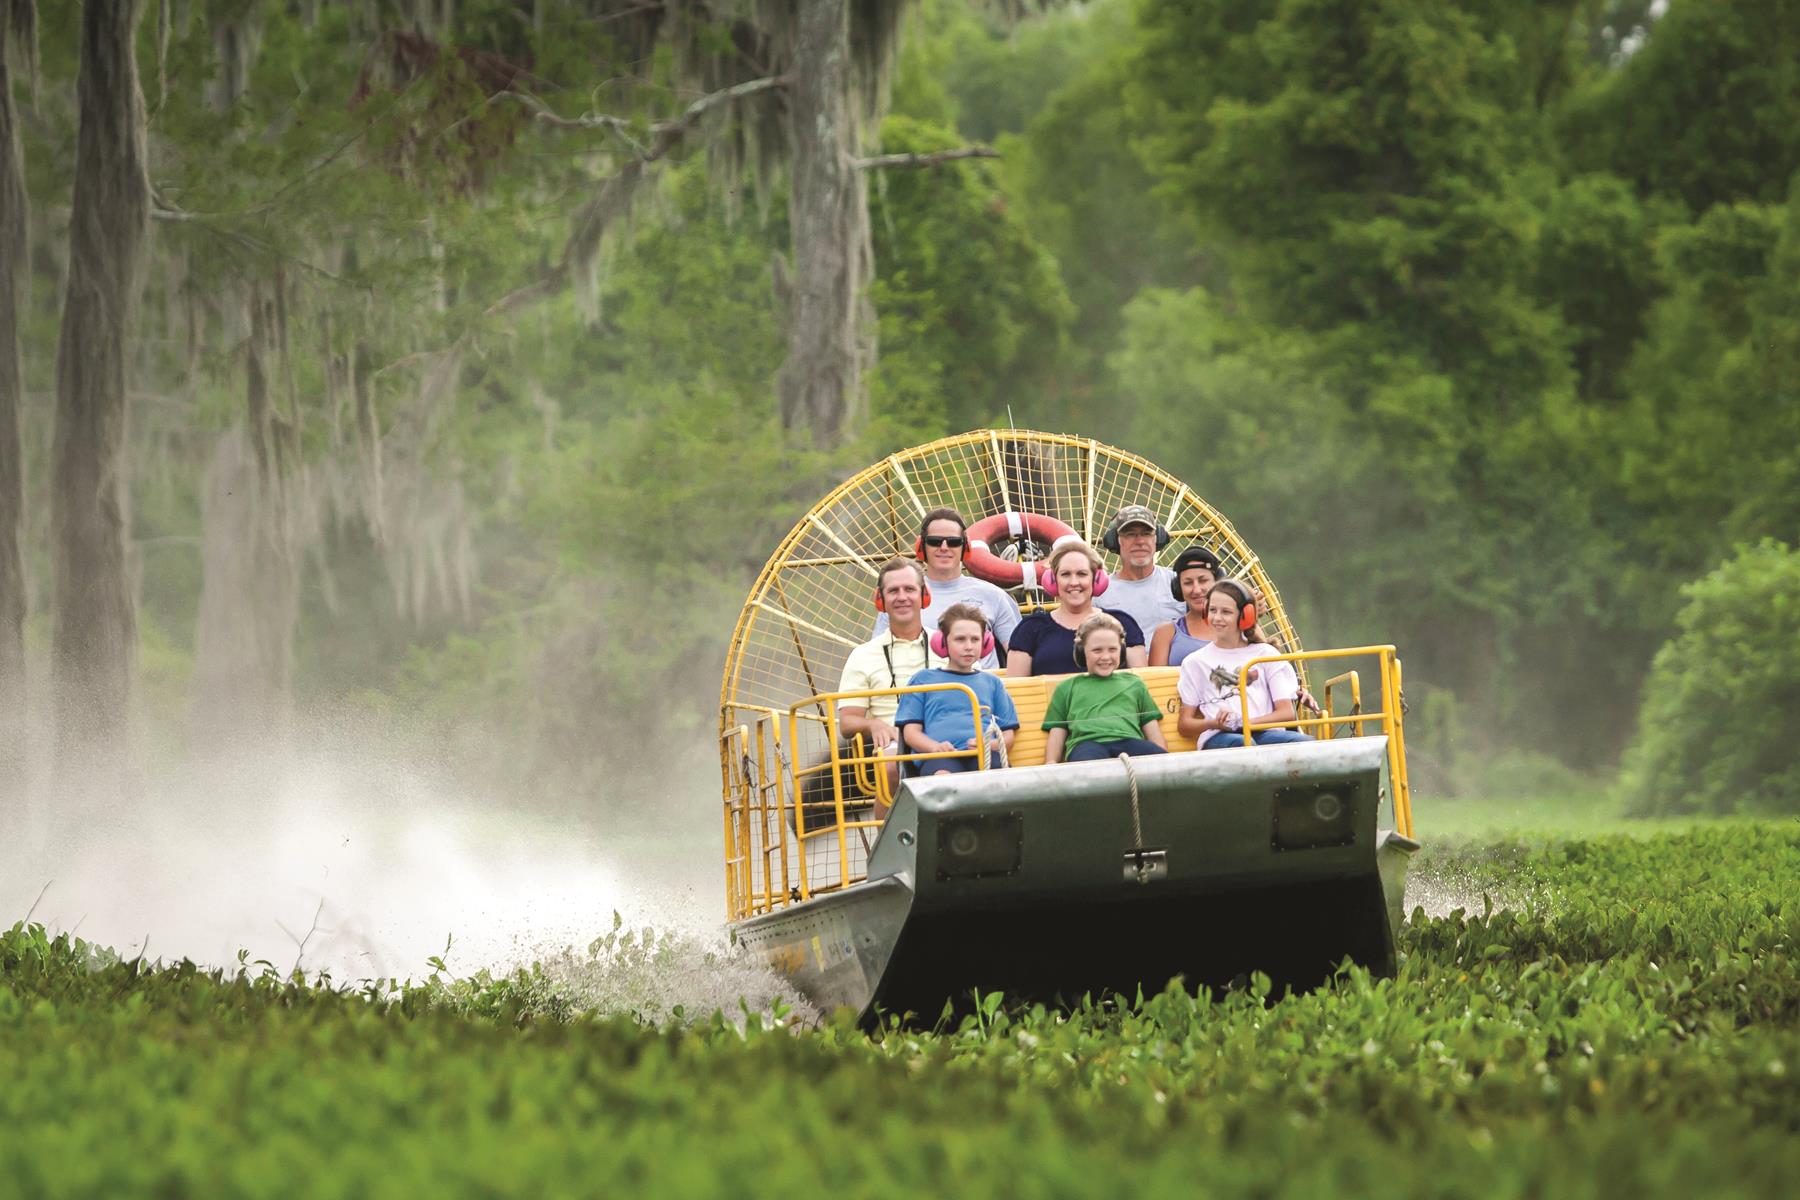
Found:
[922,535,966,548]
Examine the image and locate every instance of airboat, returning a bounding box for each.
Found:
[719,431,1418,1021]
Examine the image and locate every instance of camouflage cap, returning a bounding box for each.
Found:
[1112,503,1159,532]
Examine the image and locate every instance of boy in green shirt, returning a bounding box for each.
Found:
[1042,614,1170,763]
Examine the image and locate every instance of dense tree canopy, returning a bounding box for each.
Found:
[1,0,1795,811]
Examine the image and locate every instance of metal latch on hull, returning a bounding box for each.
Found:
[1122,847,1168,884]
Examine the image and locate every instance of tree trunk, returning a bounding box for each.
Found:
[775,0,874,448]
[190,286,299,746]
[0,4,29,787]
[50,0,150,768]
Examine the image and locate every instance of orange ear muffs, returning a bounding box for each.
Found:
[874,581,930,613]
[1208,578,1258,633]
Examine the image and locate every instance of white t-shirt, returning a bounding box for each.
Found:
[1177,641,1300,747]
[1102,568,1185,644]
[873,573,1022,669]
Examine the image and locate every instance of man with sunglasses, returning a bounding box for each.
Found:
[873,507,1021,669]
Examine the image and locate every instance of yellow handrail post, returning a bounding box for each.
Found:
[1389,656,1413,838]
[784,681,987,899]
[825,723,852,892]
[1224,646,1415,841]
[771,721,794,906]
[1322,670,1362,741]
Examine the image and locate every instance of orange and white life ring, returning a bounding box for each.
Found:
[964,511,1081,588]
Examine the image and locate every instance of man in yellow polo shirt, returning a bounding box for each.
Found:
[838,558,946,799]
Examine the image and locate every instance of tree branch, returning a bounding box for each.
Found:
[853,146,999,171]
[503,90,644,153]
[483,73,791,321]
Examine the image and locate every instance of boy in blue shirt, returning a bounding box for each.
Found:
[896,604,1019,775]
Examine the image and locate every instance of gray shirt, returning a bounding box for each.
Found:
[874,573,1023,669]
[1103,568,1185,643]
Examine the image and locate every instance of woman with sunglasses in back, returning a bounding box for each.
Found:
[1176,579,1313,749]
[873,507,1022,669]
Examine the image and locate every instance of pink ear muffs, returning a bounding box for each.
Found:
[1039,561,1111,598]
[930,629,997,660]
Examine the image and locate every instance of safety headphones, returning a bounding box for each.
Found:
[1168,546,1224,603]
[1211,578,1258,633]
[1072,615,1125,670]
[873,566,931,613]
[913,512,972,563]
[1039,542,1111,597]
[928,627,996,660]
[1101,511,1170,554]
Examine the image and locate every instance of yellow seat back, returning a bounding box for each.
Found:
[997,666,1198,767]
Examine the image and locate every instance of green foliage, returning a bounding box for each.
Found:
[12,0,1800,794]
[922,0,1096,142]
[369,166,826,795]
[1094,0,1800,768]
[1002,2,1195,359]
[867,114,1074,438]
[1620,542,1800,816]
[4,824,1799,1194]
[1605,189,1800,618]
[1559,0,1800,213]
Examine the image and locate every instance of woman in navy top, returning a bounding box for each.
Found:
[1006,540,1147,676]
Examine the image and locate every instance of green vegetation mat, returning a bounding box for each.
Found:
[4,824,1797,1198]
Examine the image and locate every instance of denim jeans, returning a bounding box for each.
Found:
[913,749,1006,775]
[1203,729,1314,750]
[1067,737,1167,761]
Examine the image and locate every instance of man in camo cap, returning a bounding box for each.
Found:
[1098,503,1185,640]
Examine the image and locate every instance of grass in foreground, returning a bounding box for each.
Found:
[2,824,1797,1197]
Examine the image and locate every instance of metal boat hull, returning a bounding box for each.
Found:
[732,736,1416,1023]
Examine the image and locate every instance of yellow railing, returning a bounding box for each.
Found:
[1323,670,1361,739]
[784,681,989,900]
[720,706,800,919]
[1235,646,1412,838]
[722,654,1415,920]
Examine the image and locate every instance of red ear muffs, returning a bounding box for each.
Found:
[1040,561,1111,598]
[1239,599,1257,632]
[929,629,996,659]
[874,581,930,613]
